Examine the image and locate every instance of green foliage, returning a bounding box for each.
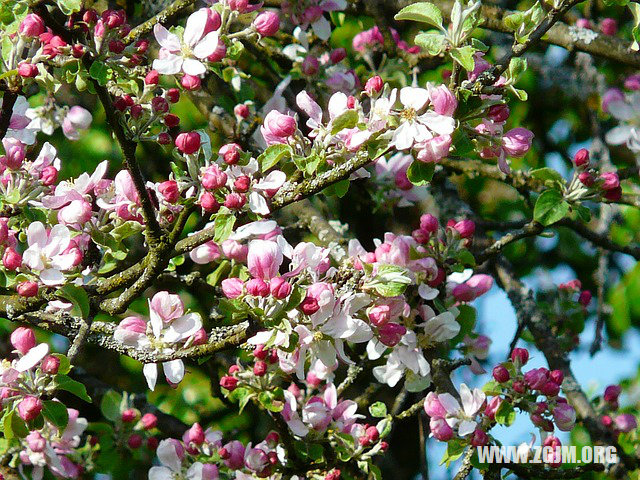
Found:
[534,189,570,226]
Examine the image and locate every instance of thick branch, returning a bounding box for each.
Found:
[17,311,256,363]
[123,0,198,46]
[0,92,18,140]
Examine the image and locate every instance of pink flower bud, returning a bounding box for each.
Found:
[17,281,38,298]
[253,360,268,376]
[364,75,384,96]
[300,296,320,315]
[185,422,205,445]
[122,409,137,422]
[3,247,22,270]
[166,88,180,103]
[578,290,591,307]
[220,376,239,392]
[141,413,157,430]
[492,365,510,383]
[26,431,46,452]
[451,219,475,238]
[127,434,143,449]
[573,148,589,168]
[600,172,619,190]
[234,175,251,193]
[261,110,297,145]
[600,18,617,36]
[66,106,92,130]
[202,165,227,189]
[224,192,246,210]
[378,323,407,347]
[248,240,282,280]
[615,413,637,432]
[302,55,319,76]
[429,85,457,116]
[524,367,549,390]
[222,240,248,262]
[602,88,624,113]
[19,14,45,37]
[40,165,58,186]
[234,104,250,119]
[159,180,179,203]
[325,470,341,480]
[604,385,621,403]
[253,11,280,37]
[419,214,439,234]
[452,283,475,302]
[502,128,534,157]
[487,104,510,123]
[541,381,560,397]
[58,199,93,225]
[423,392,447,417]
[416,135,452,163]
[11,327,36,354]
[553,403,576,431]
[624,74,640,91]
[578,171,595,187]
[549,370,564,385]
[330,48,347,64]
[484,396,502,420]
[145,70,159,85]
[511,347,529,365]
[368,304,391,327]
[41,355,60,374]
[109,40,125,53]
[208,41,227,62]
[576,18,592,29]
[270,277,292,299]
[17,396,43,421]
[394,169,412,190]
[18,62,38,78]
[221,278,244,299]
[471,428,488,447]
[152,96,169,114]
[3,138,26,169]
[604,186,622,201]
[429,417,453,441]
[181,74,201,91]
[220,143,241,165]
[246,278,269,297]
[175,132,201,154]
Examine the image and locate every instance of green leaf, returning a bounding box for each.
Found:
[406,161,435,186]
[534,189,569,226]
[450,46,475,71]
[482,379,502,396]
[258,389,285,412]
[395,2,444,30]
[54,375,92,402]
[331,110,359,134]
[57,285,90,319]
[414,32,446,55]
[57,0,82,14]
[529,167,565,186]
[322,179,350,198]
[100,391,123,422]
[50,354,71,375]
[3,409,28,439]
[495,400,516,426]
[506,58,528,82]
[88,61,111,86]
[214,213,236,243]
[365,265,412,297]
[42,400,69,429]
[369,402,388,418]
[258,144,290,171]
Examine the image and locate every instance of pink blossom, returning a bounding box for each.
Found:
[247,239,283,280]
[253,11,280,37]
[22,222,77,285]
[152,8,220,76]
[261,110,297,145]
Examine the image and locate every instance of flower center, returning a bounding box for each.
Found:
[401,108,417,122]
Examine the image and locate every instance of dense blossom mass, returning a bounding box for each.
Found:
[0,0,639,479]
